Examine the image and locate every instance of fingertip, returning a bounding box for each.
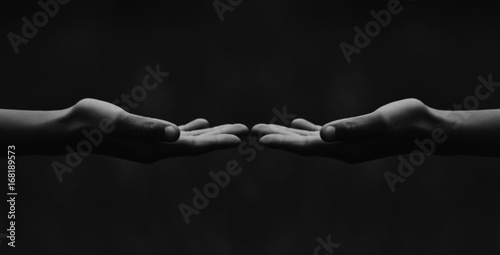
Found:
[194,118,210,127]
[258,135,271,144]
[251,123,266,133]
[233,123,249,132]
[226,123,249,138]
[291,118,303,126]
[164,125,180,142]
[226,134,242,144]
[320,125,336,142]
[259,134,280,145]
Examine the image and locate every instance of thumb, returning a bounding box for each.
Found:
[115,113,180,142]
[320,112,384,142]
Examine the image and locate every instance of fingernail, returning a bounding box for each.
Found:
[164,126,180,141]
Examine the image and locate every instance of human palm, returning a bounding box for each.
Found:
[252,98,439,163]
[68,98,248,163]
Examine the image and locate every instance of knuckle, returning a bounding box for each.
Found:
[344,122,359,135]
[337,121,360,139]
[141,122,164,140]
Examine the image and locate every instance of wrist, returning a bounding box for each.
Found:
[428,108,462,135]
[53,106,84,142]
[423,107,465,155]
[15,107,77,155]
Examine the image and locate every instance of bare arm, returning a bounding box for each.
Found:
[433,108,500,157]
[252,98,500,163]
[0,108,71,142]
[1,98,248,162]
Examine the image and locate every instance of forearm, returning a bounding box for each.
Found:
[431,108,500,157]
[0,107,75,155]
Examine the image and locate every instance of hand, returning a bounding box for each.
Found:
[252,99,441,163]
[65,98,248,163]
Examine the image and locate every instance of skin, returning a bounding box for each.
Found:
[252,98,500,163]
[3,98,499,163]
[1,98,249,163]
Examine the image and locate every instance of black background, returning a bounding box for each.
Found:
[1,0,500,254]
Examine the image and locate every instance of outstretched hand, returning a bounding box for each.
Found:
[67,99,248,163]
[252,99,441,163]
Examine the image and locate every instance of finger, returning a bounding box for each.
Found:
[291,118,321,131]
[176,134,241,155]
[320,112,385,142]
[182,125,229,136]
[182,124,245,136]
[179,118,210,131]
[199,124,249,138]
[252,124,315,137]
[115,113,180,142]
[252,124,303,137]
[267,124,315,136]
[259,134,325,155]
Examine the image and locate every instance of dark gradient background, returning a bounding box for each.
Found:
[1,0,500,254]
